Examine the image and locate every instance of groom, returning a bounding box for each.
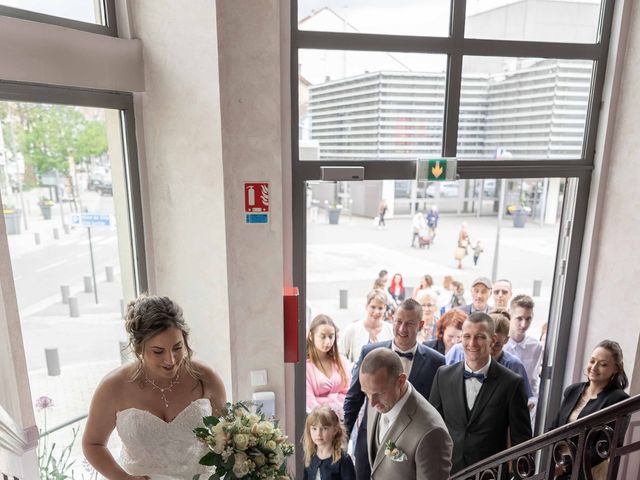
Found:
[360,348,452,480]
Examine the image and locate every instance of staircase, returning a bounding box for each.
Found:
[449,394,640,479]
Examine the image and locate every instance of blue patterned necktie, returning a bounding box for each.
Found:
[463,370,486,383]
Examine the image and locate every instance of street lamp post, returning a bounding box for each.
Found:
[491,148,512,282]
[491,179,506,283]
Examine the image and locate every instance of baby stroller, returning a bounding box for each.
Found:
[418,230,432,249]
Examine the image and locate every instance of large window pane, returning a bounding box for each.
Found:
[0,0,105,24]
[465,0,603,43]
[298,0,450,37]
[457,57,593,160]
[299,49,447,161]
[0,101,136,475]
[305,177,568,430]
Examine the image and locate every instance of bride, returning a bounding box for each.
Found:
[82,294,227,480]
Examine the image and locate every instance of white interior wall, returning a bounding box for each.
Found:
[568,0,640,393]
[216,0,287,418]
[125,0,233,393]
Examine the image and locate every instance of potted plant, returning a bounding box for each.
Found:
[2,206,22,234]
[507,204,531,228]
[38,197,55,220]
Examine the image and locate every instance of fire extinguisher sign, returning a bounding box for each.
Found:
[244,182,270,224]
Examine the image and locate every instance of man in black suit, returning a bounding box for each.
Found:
[344,298,445,480]
[429,312,532,475]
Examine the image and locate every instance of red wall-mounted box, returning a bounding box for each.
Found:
[283,287,299,363]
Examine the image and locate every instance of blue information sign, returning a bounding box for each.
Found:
[70,213,111,227]
[245,213,269,224]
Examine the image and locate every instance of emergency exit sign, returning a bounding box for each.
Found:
[417,158,457,181]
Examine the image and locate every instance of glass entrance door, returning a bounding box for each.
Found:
[301,175,576,443]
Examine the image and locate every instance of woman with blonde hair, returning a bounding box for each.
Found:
[302,406,355,480]
[306,314,351,416]
[338,290,394,365]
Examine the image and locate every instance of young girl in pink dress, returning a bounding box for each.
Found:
[306,314,351,418]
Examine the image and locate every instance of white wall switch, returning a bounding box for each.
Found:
[250,369,268,387]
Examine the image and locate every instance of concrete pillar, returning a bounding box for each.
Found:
[83,276,93,293]
[105,266,114,282]
[60,285,70,304]
[339,289,348,309]
[53,228,60,240]
[68,297,79,317]
[45,348,60,376]
[34,232,41,245]
[533,280,542,297]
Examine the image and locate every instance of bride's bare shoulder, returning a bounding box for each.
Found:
[192,359,227,411]
[94,364,138,397]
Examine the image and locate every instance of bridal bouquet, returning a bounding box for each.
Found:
[194,401,294,480]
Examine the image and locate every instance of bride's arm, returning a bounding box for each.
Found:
[82,373,145,480]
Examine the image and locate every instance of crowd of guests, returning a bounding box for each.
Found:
[304,273,630,480]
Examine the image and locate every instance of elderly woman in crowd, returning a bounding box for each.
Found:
[416,290,439,343]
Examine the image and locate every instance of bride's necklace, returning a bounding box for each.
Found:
[144,371,181,408]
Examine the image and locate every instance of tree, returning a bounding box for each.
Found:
[13,104,108,203]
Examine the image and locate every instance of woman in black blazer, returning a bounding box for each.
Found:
[424,308,466,355]
[551,340,629,480]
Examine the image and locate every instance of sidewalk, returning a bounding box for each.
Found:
[306,212,557,339]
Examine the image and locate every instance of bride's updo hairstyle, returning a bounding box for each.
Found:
[124,293,201,382]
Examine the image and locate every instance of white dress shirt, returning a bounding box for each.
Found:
[504,335,543,400]
[464,358,491,410]
[391,341,418,376]
[378,383,413,445]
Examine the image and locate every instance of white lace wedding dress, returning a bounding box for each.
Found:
[115,398,215,480]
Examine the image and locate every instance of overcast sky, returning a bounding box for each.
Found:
[1,0,97,23]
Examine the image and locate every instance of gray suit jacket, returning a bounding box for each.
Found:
[366,385,452,480]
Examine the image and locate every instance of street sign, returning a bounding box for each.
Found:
[417,158,457,181]
[244,182,270,224]
[70,213,111,228]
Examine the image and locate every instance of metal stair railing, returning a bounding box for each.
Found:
[449,393,640,480]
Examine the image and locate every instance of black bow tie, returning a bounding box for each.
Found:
[463,370,486,383]
[395,350,414,360]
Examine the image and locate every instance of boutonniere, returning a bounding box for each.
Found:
[384,440,408,462]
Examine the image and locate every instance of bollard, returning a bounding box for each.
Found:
[120,298,125,318]
[306,305,312,322]
[34,232,41,245]
[533,280,542,297]
[69,297,79,318]
[63,224,71,234]
[83,276,93,293]
[405,286,414,299]
[339,289,348,309]
[45,348,61,376]
[119,341,130,365]
[60,285,70,304]
[53,228,60,240]
[105,266,114,282]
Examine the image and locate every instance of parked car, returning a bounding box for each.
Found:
[96,180,113,196]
